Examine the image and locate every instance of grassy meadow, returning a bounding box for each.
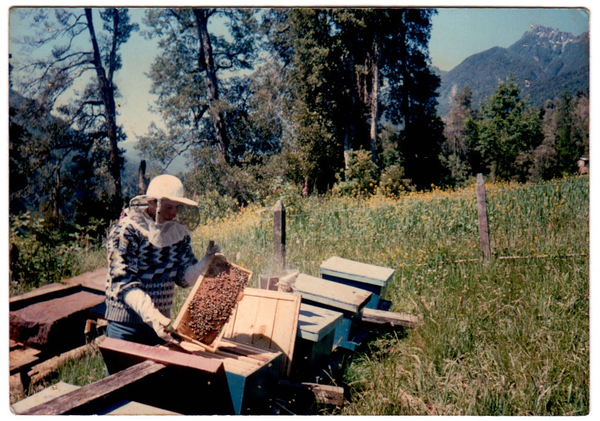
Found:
[16,175,588,415]
[183,175,590,415]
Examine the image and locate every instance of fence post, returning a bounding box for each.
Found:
[476,173,491,262]
[273,200,286,272]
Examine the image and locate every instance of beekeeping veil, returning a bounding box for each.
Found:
[126,174,201,247]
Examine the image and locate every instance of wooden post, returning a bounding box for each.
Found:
[138,159,149,195]
[273,200,286,272]
[476,173,491,262]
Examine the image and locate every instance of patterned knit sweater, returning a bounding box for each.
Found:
[105,208,199,325]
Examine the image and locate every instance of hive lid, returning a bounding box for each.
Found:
[319,256,395,286]
[294,273,372,313]
[297,303,343,342]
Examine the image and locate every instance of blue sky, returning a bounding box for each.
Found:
[430,7,590,71]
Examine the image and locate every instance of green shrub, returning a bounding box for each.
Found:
[333,149,379,197]
[9,212,106,296]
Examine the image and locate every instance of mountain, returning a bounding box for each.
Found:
[436,25,589,117]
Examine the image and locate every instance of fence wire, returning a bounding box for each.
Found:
[273,178,589,270]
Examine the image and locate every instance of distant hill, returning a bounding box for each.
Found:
[436,25,589,118]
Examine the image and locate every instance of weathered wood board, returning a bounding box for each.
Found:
[173,259,252,349]
[221,287,301,378]
[19,360,167,415]
[13,376,180,415]
[320,256,395,309]
[9,283,106,352]
[99,337,235,415]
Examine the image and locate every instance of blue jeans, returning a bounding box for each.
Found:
[106,320,162,347]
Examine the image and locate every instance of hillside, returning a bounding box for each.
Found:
[436,25,589,117]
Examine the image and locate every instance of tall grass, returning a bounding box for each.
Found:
[183,175,589,415]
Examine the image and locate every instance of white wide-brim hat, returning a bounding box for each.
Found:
[130,174,198,207]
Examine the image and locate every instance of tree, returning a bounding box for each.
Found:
[264,8,442,192]
[475,76,543,181]
[441,85,475,185]
[384,8,444,189]
[263,8,347,192]
[532,90,589,180]
[10,7,137,216]
[137,8,259,167]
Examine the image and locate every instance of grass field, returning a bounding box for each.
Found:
[185,175,589,415]
[17,175,589,415]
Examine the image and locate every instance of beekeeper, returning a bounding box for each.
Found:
[104,174,223,346]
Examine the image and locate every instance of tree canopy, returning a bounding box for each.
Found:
[9,7,589,231]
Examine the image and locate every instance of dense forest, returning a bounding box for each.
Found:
[9,7,589,252]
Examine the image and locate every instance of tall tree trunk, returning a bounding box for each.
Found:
[193,9,230,163]
[368,36,380,164]
[85,8,122,209]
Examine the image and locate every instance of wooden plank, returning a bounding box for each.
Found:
[9,286,106,352]
[21,360,165,415]
[223,294,260,339]
[223,288,301,378]
[270,297,301,377]
[273,200,286,272]
[9,283,82,310]
[99,337,235,415]
[320,256,395,286]
[359,308,421,328]
[251,297,278,350]
[9,346,41,375]
[12,380,180,415]
[294,273,372,313]
[278,380,345,406]
[100,337,224,374]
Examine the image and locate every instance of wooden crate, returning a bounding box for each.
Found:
[172,259,252,351]
[221,287,301,378]
[320,256,395,310]
[294,273,372,350]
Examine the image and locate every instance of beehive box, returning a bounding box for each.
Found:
[174,278,294,414]
[173,259,251,350]
[176,339,282,414]
[320,256,395,310]
[294,273,372,350]
[293,303,343,378]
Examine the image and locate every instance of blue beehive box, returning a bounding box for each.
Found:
[293,303,343,377]
[320,256,395,310]
[294,273,372,351]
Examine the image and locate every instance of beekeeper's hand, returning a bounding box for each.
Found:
[184,241,226,287]
[124,288,172,342]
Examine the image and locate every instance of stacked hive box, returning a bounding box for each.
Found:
[319,256,395,310]
[293,273,372,351]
